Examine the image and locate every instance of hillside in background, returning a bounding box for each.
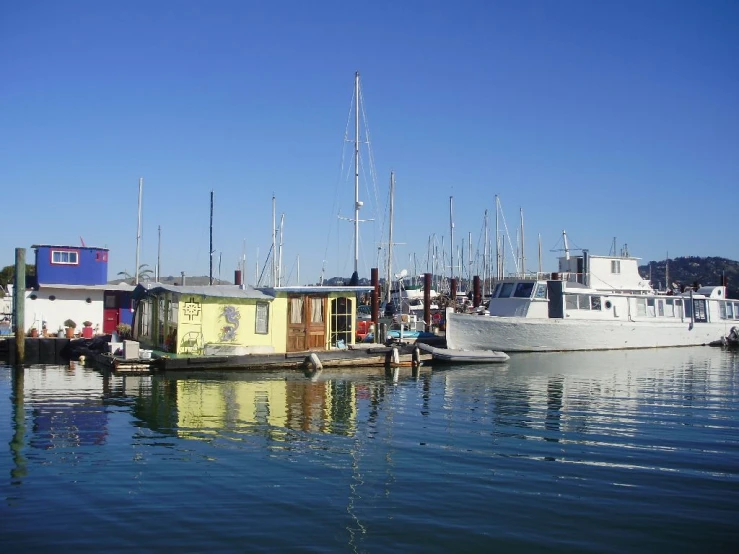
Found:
[639,256,739,297]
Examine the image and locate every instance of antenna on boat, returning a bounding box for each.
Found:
[563,230,570,260]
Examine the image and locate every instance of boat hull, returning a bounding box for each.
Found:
[445,311,732,352]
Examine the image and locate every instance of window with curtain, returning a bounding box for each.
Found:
[290,297,304,324]
[311,298,324,323]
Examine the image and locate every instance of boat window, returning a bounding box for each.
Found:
[513,282,535,298]
[657,299,664,317]
[591,296,602,311]
[534,283,547,299]
[636,298,647,317]
[492,283,502,298]
[684,299,692,319]
[647,298,656,317]
[665,298,675,317]
[693,299,707,322]
[676,299,684,319]
[611,260,621,274]
[565,295,578,311]
[579,296,590,310]
[727,302,734,319]
[720,301,727,320]
[734,302,739,319]
[499,283,515,298]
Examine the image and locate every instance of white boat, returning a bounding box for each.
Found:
[417,342,509,363]
[446,236,738,352]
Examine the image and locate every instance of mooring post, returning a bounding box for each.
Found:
[473,275,481,308]
[13,248,26,364]
[424,272,432,332]
[371,267,379,343]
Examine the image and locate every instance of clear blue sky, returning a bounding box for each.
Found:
[2,0,737,285]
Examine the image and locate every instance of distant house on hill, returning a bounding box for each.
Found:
[15,244,134,335]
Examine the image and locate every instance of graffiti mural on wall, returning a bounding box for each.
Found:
[220,305,240,342]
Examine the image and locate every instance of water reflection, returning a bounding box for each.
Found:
[4,347,737,476]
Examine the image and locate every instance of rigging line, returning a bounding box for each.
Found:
[496,198,520,275]
[322,86,357,269]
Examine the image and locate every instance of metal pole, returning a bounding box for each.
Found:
[354,71,361,275]
[156,225,161,282]
[135,178,143,285]
[209,190,214,285]
[13,248,26,364]
[449,196,454,283]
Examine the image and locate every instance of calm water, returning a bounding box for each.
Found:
[1,347,738,553]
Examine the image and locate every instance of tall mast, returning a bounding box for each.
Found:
[271,195,276,286]
[520,207,525,276]
[665,251,669,291]
[386,171,394,304]
[483,209,489,296]
[155,224,161,282]
[495,195,500,280]
[449,196,454,283]
[468,231,472,284]
[209,190,214,285]
[278,213,285,287]
[353,71,361,275]
[538,233,542,274]
[135,177,143,285]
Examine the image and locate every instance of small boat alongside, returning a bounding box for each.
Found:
[417,342,509,364]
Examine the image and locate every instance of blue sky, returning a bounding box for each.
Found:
[1,0,737,285]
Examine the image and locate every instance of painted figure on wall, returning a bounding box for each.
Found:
[220,305,240,342]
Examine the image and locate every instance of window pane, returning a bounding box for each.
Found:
[499,283,515,298]
[514,282,535,298]
[565,295,577,310]
[256,302,269,334]
[290,298,304,324]
[311,298,324,323]
[591,296,601,310]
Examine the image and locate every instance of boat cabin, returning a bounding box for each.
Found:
[131,283,373,356]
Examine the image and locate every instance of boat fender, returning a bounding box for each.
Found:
[729,327,739,341]
[305,352,323,371]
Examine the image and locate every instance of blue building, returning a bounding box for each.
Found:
[19,244,133,336]
[32,244,109,286]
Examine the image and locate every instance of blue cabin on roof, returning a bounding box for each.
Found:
[32,244,109,286]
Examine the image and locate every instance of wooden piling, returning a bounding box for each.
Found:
[424,273,432,332]
[13,248,25,364]
[371,267,379,343]
[473,275,481,308]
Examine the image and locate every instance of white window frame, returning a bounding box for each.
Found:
[51,249,79,265]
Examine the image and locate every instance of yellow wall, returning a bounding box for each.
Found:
[139,290,359,354]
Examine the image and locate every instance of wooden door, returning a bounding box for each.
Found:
[287,296,307,352]
[287,295,327,352]
[103,292,119,334]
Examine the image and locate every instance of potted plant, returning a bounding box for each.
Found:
[82,320,94,339]
[116,323,132,340]
[64,319,77,338]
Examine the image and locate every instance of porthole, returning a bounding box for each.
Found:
[605,301,612,309]
[29,294,38,300]
[85,297,92,304]
[49,295,56,301]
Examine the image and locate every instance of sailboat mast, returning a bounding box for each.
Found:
[271,195,276,287]
[209,189,214,285]
[278,213,285,287]
[449,196,454,283]
[135,177,143,285]
[483,209,488,297]
[520,207,525,276]
[387,171,394,304]
[495,195,500,280]
[156,224,161,282]
[353,71,361,275]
